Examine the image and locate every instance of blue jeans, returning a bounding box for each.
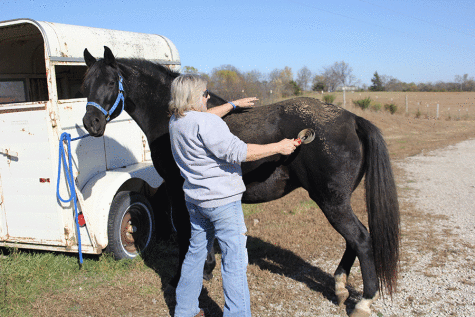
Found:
[174,201,251,317]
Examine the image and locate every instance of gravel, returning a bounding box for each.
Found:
[371,139,475,317]
[250,139,475,317]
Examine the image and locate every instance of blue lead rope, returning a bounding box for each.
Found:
[56,132,89,266]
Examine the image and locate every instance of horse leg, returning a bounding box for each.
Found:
[334,243,356,305]
[320,201,379,317]
[165,184,216,289]
[166,190,190,290]
[203,238,216,281]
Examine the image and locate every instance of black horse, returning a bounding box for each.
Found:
[81,47,399,317]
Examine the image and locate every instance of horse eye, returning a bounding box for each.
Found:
[108,81,115,87]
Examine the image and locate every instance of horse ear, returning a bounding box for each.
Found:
[84,48,96,68]
[103,46,116,66]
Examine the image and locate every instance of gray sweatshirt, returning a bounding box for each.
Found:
[169,111,248,208]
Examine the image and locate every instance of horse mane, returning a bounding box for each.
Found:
[83,57,180,87]
[117,58,180,81]
[83,56,227,114]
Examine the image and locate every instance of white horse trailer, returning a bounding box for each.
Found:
[0,19,180,259]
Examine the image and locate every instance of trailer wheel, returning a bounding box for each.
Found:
[106,191,154,260]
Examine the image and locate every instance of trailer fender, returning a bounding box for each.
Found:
[79,162,163,249]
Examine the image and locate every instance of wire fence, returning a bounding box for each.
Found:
[321,91,475,120]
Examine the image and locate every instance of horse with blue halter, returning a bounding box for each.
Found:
[81,46,399,317]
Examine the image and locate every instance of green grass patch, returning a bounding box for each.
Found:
[242,203,263,217]
[0,247,147,317]
[290,200,319,214]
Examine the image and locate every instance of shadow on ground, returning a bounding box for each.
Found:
[142,234,361,316]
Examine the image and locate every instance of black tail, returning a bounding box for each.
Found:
[356,115,400,296]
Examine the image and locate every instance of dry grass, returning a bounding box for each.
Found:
[315,91,475,121]
[4,92,475,316]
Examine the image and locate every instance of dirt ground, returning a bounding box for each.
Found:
[29,92,475,316]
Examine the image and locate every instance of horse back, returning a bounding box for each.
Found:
[224,97,364,203]
[225,97,355,141]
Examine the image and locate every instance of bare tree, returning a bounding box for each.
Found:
[268,67,294,98]
[296,66,312,91]
[242,70,265,101]
[321,61,355,91]
[208,65,244,101]
[455,74,469,91]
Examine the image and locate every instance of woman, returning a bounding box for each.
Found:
[169,74,300,317]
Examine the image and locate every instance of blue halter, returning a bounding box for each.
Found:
[86,74,125,122]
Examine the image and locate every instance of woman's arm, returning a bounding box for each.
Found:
[206,102,234,117]
[245,139,301,162]
[207,97,259,118]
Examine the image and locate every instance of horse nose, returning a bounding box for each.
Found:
[83,114,103,136]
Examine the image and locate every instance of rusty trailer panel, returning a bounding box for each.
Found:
[0,19,174,257]
[0,18,180,69]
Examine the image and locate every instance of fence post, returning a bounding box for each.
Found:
[343,88,346,108]
[405,95,408,114]
[436,104,439,119]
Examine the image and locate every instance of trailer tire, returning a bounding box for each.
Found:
[105,191,154,260]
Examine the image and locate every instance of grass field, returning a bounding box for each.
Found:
[2,92,475,316]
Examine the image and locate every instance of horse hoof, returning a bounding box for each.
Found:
[350,295,378,317]
[203,273,213,281]
[349,306,371,317]
[334,273,349,306]
[336,288,349,306]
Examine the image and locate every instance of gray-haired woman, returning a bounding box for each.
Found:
[169,74,299,317]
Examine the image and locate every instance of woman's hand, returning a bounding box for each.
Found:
[245,138,301,162]
[231,97,259,109]
[276,138,301,155]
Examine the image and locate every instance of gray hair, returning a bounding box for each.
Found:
[169,74,207,118]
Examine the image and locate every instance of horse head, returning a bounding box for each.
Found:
[82,46,125,137]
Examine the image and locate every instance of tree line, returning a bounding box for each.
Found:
[182,62,474,105]
[369,71,475,92]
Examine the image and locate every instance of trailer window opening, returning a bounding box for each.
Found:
[0,79,28,104]
[0,22,49,104]
[55,65,88,100]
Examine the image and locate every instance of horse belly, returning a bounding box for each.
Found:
[242,166,294,203]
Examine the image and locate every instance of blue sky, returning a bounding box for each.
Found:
[1,0,474,86]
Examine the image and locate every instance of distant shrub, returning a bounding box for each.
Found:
[289,80,302,96]
[353,97,371,110]
[415,109,422,118]
[371,103,382,112]
[384,103,398,114]
[323,94,336,104]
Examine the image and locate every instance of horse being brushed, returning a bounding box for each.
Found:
[81,46,399,317]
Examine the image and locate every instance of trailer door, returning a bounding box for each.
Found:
[0,21,64,245]
[0,103,64,244]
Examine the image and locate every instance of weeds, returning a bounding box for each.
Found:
[384,103,398,114]
[353,97,372,110]
[323,94,336,104]
[371,103,382,112]
[415,108,422,118]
